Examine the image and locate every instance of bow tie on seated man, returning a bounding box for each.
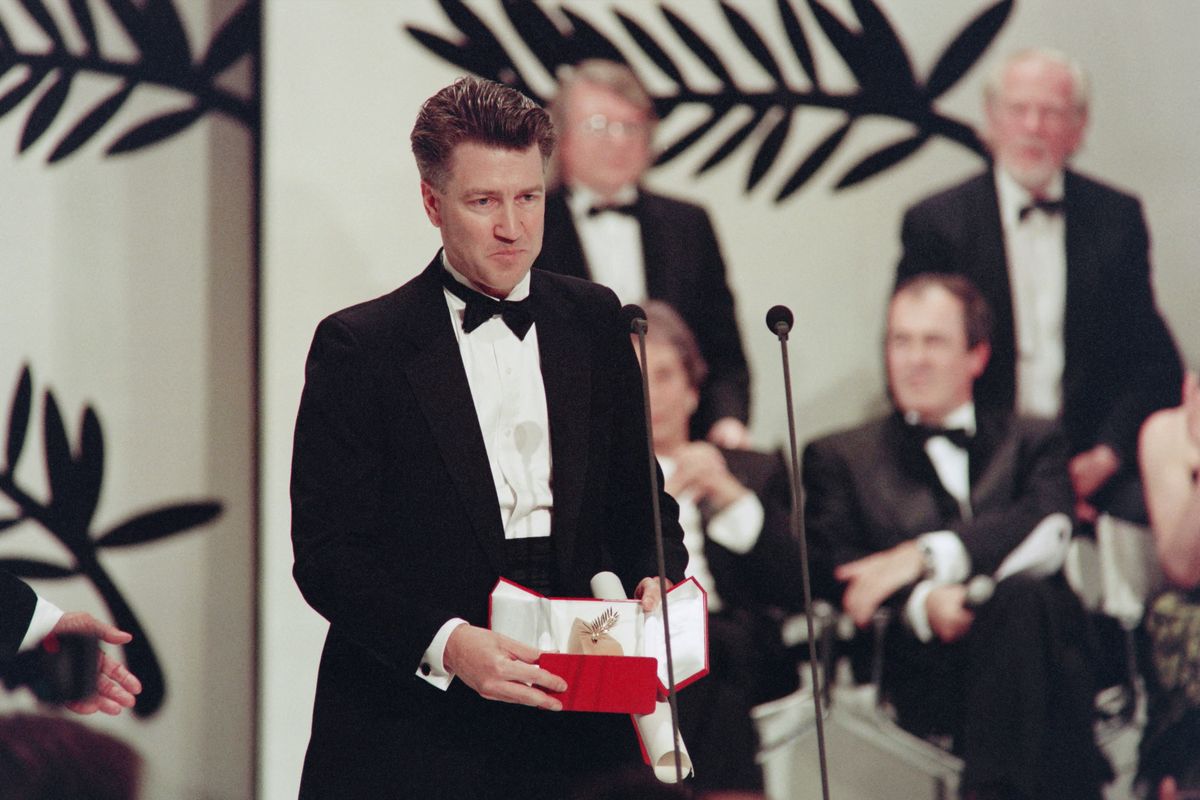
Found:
[906,413,975,450]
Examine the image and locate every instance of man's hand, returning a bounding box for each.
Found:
[835,541,924,627]
[50,612,142,715]
[1069,444,1120,503]
[925,584,974,643]
[443,625,567,710]
[634,576,673,613]
[664,442,749,513]
[706,417,750,450]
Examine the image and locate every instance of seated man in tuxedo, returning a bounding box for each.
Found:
[639,301,804,797]
[535,59,751,447]
[803,274,1111,800]
[0,568,141,715]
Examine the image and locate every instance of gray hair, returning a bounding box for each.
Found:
[983,48,1090,112]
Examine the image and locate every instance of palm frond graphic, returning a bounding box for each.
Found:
[0,365,223,717]
[407,0,1012,201]
[0,0,257,163]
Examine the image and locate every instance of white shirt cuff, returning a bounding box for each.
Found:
[905,579,937,643]
[918,531,970,583]
[416,618,469,690]
[19,595,64,652]
[705,492,764,555]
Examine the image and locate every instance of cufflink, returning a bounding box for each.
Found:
[419,662,431,676]
[917,540,937,580]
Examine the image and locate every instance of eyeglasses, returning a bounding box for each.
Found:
[579,113,649,140]
[994,100,1082,127]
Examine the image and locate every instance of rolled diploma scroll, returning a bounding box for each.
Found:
[590,572,694,783]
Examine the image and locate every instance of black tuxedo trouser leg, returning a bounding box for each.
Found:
[884,575,1111,800]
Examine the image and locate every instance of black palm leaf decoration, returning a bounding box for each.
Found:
[406,0,1013,202]
[0,366,223,717]
[0,0,258,163]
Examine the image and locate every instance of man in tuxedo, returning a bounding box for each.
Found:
[534,59,751,448]
[0,568,141,715]
[803,274,1111,800]
[896,48,1181,525]
[290,76,687,799]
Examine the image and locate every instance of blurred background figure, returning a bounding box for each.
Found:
[638,300,804,799]
[1136,372,1200,798]
[1,568,141,716]
[538,59,751,448]
[0,713,142,800]
[896,48,1180,529]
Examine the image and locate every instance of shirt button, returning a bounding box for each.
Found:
[420,662,432,676]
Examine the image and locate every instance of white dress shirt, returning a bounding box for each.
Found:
[417,257,554,689]
[995,168,1067,420]
[566,184,647,305]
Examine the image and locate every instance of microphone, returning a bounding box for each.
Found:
[0,633,99,704]
[766,304,794,338]
[764,305,831,800]
[623,303,684,785]
[621,303,647,336]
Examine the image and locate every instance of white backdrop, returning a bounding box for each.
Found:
[0,1,255,798]
[261,2,1200,798]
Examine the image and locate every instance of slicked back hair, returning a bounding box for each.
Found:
[411,75,556,190]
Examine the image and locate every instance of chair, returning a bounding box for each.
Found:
[752,603,963,800]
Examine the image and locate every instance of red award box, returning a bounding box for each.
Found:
[488,578,709,715]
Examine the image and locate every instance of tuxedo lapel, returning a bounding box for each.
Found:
[541,190,591,280]
[1061,170,1100,384]
[530,273,592,574]
[636,194,675,301]
[401,258,506,575]
[885,415,963,530]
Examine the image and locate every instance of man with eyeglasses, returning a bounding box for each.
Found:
[535,59,752,449]
[896,49,1180,553]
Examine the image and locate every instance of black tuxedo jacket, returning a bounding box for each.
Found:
[290,257,687,798]
[802,410,1073,590]
[535,187,750,436]
[896,168,1181,518]
[1,568,36,660]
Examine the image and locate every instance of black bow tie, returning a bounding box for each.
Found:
[1018,198,1064,221]
[441,272,534,340]
[587,202,637,218]
[911,424,973,450]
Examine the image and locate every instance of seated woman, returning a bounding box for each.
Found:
[638,301,805,799]
[1137,371,1200,798]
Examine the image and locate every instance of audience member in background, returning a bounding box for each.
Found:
[1136,372,1200,797]
[896,48,1180,530]
[803,274,1111,800]
[0,568,142,715]
[0,713,141,800]
[639,301,803,799]
[537,59,751,447]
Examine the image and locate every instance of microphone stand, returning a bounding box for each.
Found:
[767,305,831,800]
[626,305,684,786]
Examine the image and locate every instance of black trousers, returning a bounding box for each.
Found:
[882,574,1113,800]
